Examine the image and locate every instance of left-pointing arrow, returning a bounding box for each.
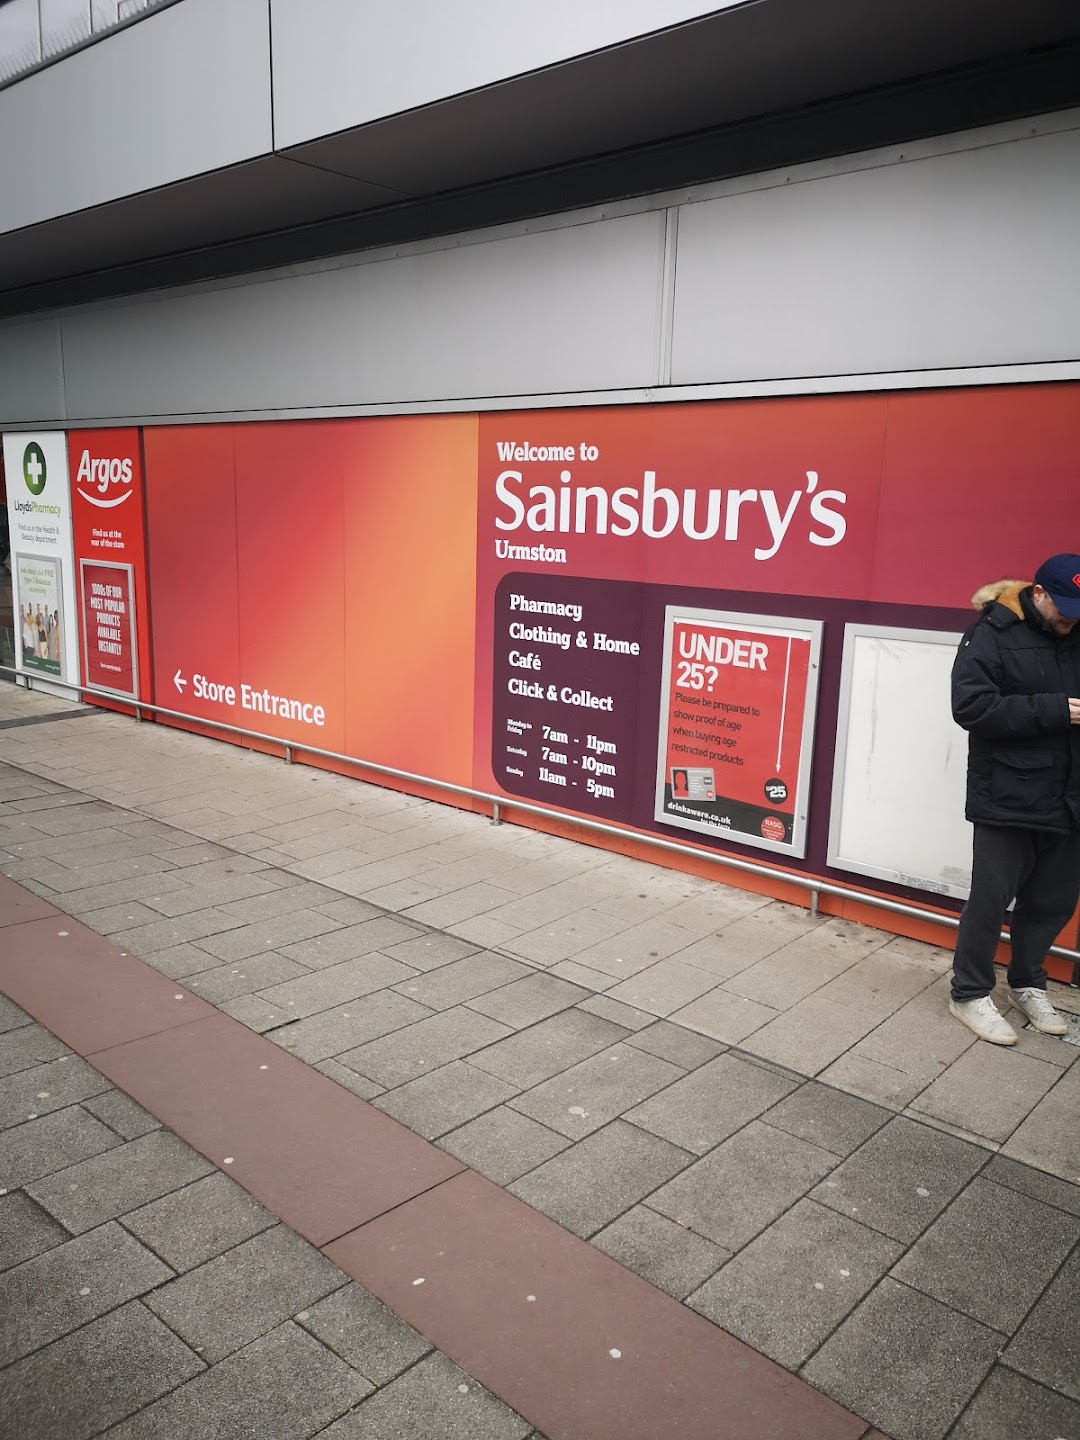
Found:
[173,669,187,694]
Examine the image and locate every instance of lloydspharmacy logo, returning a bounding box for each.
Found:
[23,442,46,495]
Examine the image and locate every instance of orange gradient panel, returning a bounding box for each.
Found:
[233,423,347,754]
[143,425,243,731]
[874,383,1080,607]
[343,414,479,786]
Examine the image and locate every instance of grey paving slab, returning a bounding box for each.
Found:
[623,1018,726,1068]
[466,971,589,1029]
[1004,1248,1080,1403]
[845,982,976,1089]
[574,993,656,1031]
[80,898,186,934]
[468,1009,630,1089]
[279,916,424,969]
[0,1300,205,1440]
[0,993,31,1033]
[687,1197,902,1369]
[625,1052,798,1156]
[591,1203,730,1300]
[812,945,943,1019]
[950,1363,1080,1440]
[138,873,281,917]
[891,1175,1079,1334]
[184,951,311,1004]
[0,1053,112,1129]
[144,1223,345,1363]
[548,957,618,991]
[315,1058,385,1100]
[28,1129,215,1234]
[817,1050,928,1112]
[602,957,721,1018]
[0,1023,70,1078]
[720,922,882,1012]
[508,1118,694,1238]
[103,1320,370,1440]
[668,985,780,1044]
[380,931,480,971]
[437,1104,570,1185]
[983,1153,1080,1218]
[648,1120,837,1251]
[219,993,291,1032]
[109,907,250,957]
[500,906,630,965]
[268,991,433,1063]
[81,1088,162,1140]
[0,1106,120,1190]
[373,1060,519,1140]
[811,1115,990,1244]
[258,953,419,1020]
[296,1281,432,1385]
[0,1190,69,1271]
[509,1042,683,1140]
[392,951,531,1012]
[908,1043,1064,1144]
[137,942,222,979]
[569,916,706,978]
[803,1278,1002,1440]
[215,884,348,926]
[761,1080,892,1158]
[739,993,881,1077]
[185,911,342,965]
[1000,1062,1080,1182]
[316,1346,531,1440]
[121,1171,276,1273]
[0,1221,174,1365]
[338,1007,512,1089]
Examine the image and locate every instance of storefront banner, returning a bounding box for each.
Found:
[654,608,821,856]
[2,431,79,691]
[68,429,151,703]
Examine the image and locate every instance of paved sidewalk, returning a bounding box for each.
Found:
[2,683,1080,1440]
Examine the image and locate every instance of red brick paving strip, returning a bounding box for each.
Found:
[0,878,872,1440]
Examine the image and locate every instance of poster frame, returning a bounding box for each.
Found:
[827,622,971,898]
[653,605,823,858]
[78,557,139,700]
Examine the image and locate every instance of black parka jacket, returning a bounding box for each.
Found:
[952,581,1080,832]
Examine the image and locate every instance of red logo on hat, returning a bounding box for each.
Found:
[1073,574,1080,589]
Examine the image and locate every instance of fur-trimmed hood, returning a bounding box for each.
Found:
[970,580,1030,618]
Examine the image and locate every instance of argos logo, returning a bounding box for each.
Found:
[75,449,133,507]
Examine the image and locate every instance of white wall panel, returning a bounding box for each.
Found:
[0,317,64,424]
[0,0,271,234]
[58,212,667,419]
[671,128,1080,382]
[271,0,734,149]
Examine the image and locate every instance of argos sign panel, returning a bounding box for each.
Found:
[67,429,151,704]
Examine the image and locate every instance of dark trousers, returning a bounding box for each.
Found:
[952,824,1080,1002]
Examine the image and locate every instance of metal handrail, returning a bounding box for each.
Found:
[3,662,1078,978]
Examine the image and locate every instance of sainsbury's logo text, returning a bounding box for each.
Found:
[494,468,845,561]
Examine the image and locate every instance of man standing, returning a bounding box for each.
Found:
[949,554,1080,1045]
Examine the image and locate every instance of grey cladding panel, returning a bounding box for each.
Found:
[59,212,667,420]
[0,318,63,425]
[670,128,1080,383]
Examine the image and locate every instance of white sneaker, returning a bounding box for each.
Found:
[1006,986,1069,1036]
[949,996,1018,1045]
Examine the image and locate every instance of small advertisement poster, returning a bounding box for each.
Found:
[79,560,136,697]
[15,554,65,678]
[654,608,822,856]
[2,431,79,694]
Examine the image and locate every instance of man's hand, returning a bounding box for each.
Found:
[1070,698,1080,724]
